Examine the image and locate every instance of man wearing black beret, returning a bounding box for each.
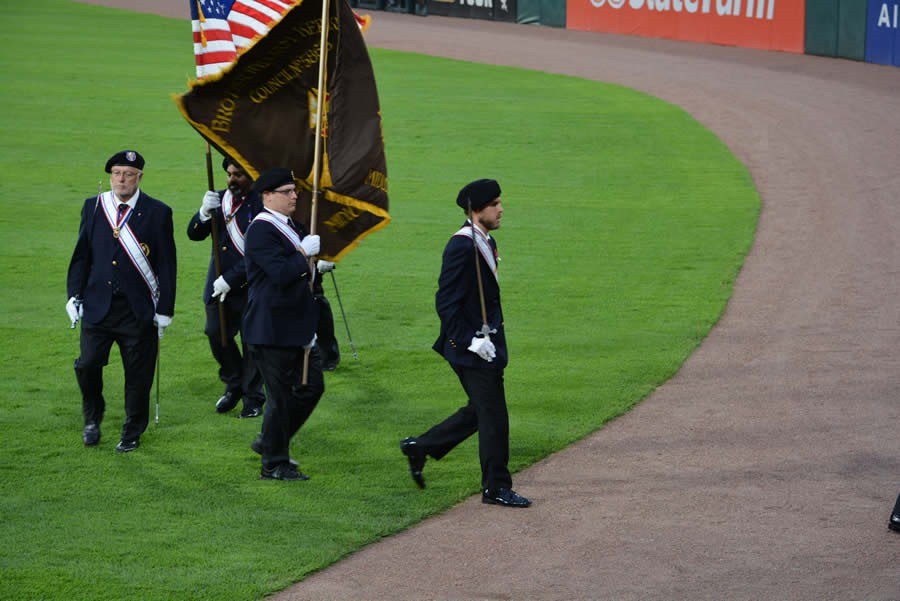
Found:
[66,150,177,453]
[242,168,324,480]
[187,157,266,418]
[400,178,531,507]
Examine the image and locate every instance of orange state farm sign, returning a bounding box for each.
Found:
[567,0,805,53]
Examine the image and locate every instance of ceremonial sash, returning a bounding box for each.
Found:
[100,192,160,307]
[453,222,498,281]
[252,210,302,250]
[221,190,247,256]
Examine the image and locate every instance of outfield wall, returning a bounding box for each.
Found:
[568,0,805,53]
[866,0,900,65]
[354,0,900,66]
[568,0,900,65]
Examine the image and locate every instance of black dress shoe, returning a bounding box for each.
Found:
[400,437,426,489]
[238,405,263,418]
[83,422,100,447]
[261,463,309,481]
[215,391,240,413]
[115,438,140,453]
[482,488,531,508]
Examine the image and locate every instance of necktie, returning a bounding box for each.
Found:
[111,204,129,294]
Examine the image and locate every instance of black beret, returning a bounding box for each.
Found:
[456,179,501,211]
[105,150,145,173]
[252,168,295,194]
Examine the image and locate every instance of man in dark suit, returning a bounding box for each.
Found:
[400,179,531,507]
[186,157,265,418]
[66,150,177,453]
[243,168,324,481]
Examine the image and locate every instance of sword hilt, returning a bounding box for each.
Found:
[477,323,496,337]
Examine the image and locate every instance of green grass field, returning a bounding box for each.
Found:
[0,1,758,599]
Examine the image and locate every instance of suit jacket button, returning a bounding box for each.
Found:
[222,246,228,252]
[112,260,117,266]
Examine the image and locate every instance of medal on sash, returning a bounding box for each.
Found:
[222,190,242,226]
[112,204,132,239]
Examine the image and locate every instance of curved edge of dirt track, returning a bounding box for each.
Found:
[81,2,900,599]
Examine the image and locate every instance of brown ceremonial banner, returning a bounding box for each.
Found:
[175,0,389,261]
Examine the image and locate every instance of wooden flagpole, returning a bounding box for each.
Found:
[205,145,228,347]
[194,4,227,346]
[303,0,333,384]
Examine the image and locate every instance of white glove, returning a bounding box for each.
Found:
[303,333,318,350]
[66,296,83,328]
[154,314,173,339]
[199,191,221,221]
[467,335,496,362]
[211,275,231,302]
[299,234,320,257]
[316,260,335,273]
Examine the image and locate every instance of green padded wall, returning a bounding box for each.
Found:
[517,0,565,26]
[837,0,867,60]
[805,0,867,60]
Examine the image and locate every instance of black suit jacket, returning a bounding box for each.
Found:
[242,210,318,347]
[432,223,507,369]
[186,190,261,310]
[67,191,177,324]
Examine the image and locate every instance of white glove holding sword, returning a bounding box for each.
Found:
[468,333,496,362]
[66,297,83,328]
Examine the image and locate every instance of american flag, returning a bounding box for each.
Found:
[191,0,297,78]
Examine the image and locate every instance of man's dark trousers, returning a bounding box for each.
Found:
[416,365,512,491]
[74,294,157,442]
[251,344,324,469]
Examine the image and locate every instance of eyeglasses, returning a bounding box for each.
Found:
[110,170,141,179]
[270,187,297,196]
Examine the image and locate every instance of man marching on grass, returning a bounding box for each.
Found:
[187,157,266,418]
[242,168,324,481]
[66,150,177,453]
[401,178,531,508]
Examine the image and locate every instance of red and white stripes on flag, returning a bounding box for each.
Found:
[191,0,371,79]
[192,0,297,79]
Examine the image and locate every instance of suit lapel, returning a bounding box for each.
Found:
[130,192,146,229]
